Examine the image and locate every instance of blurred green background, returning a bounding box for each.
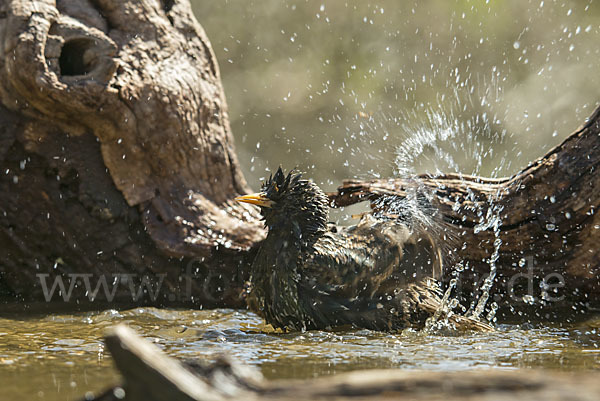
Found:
[191,0,600,191]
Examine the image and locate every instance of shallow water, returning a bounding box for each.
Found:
[1,308,599,400]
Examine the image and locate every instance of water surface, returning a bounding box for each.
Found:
[1,308,599,400]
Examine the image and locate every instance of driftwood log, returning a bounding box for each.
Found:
[80,325,600,401]
[0,0,598,325]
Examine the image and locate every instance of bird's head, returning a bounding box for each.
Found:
[235,167,329,238]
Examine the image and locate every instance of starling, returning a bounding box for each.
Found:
[235,167,442,332]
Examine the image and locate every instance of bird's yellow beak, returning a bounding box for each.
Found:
[234,192,274,208]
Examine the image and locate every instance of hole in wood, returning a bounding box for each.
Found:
[162,0,175,25]
[59,39,95,76]
[162,0,175,13]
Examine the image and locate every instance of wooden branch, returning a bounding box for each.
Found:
[82,324,600,401]
[328,105,600,321]
[104,325,227,401]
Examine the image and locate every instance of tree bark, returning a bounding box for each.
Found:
[0,0,263,309]
[329,105,600,322]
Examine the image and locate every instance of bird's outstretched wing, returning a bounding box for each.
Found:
[297,216,442,329]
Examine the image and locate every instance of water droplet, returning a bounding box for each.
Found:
[522,295,535,305]
[513,41,521,49]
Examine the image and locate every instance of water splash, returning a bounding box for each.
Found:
[368,78,512,330]
[424,278,459,332]
[468,212,503,321]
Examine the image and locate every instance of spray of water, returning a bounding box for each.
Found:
[366,77,511,329]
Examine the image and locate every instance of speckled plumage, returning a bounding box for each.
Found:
[243,168,441,332]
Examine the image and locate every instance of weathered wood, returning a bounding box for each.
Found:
[104,325,227,401]
[0,0,263,307]
[83,324,600,401]
[328,105,600,321]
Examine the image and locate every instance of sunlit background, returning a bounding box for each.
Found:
[192,0,600,191]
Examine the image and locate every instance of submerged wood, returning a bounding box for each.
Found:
[82,324,600,401]
[329,105,600,322]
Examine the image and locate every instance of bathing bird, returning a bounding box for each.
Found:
[235,167,442,331]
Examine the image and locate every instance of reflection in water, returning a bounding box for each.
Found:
[0,308,599,400]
